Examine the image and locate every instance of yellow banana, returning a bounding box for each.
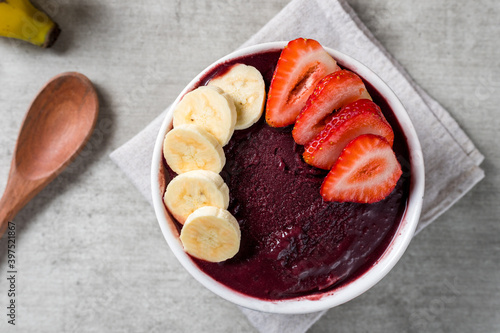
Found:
[0,0,60,48]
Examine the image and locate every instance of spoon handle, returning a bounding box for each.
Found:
[0,194,17,237]
[0,168,46,238]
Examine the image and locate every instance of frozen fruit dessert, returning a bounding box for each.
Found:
[161,38,410,300]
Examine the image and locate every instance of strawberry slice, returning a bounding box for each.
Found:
[265,38,340,127]
[320,134,402,203]
[303,99,394,170]
[292,69,372,145]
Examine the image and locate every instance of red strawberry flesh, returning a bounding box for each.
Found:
[303,99,394,170]
[292,69,372,145]
[320,134,402,203]
[265,38,340,127]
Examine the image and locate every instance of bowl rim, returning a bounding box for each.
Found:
[151,41,425,314]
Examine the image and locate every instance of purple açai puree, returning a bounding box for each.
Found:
[164,50,411,300]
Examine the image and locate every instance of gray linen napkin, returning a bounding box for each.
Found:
[110,0,485,332]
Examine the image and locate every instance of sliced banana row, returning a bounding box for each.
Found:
[162,63,265,262]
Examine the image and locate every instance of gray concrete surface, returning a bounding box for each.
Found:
[0,0,499,332]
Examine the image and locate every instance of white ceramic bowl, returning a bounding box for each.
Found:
[151,41,425,314]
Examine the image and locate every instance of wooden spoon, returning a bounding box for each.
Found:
[0,72,99,236]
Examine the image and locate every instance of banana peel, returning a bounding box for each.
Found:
[0,0,60,48]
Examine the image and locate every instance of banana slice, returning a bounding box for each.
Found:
[163,124,225,174]
[208,64,266,130]
[164,170,230,225]
[180,206,241,262]
[173,86,237,146]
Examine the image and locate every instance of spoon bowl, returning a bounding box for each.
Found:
[0,72,99,235]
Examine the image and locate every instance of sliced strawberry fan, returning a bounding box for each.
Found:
[265,38,402,204]
[265,38,340,127]
[320,134,403,204]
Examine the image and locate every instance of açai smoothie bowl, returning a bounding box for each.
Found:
[151,38,424,314]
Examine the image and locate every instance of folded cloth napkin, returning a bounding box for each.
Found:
[110,0,485,332]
